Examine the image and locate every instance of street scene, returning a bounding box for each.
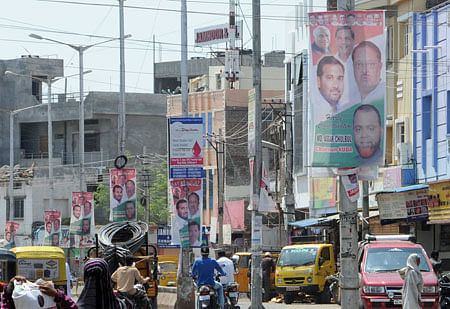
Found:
[0,0,450,308]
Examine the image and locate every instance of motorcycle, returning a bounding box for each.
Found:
[117,283,152,309]
[439,272,450,309]
[223,282,240,309]
[197,283,220,309]
[326,273,340,305]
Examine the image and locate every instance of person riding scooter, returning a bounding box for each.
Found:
[192,247,226,309]
[111,255,150,308]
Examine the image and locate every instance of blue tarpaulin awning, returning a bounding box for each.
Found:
[288,217,334,228]
[375,184,429,195]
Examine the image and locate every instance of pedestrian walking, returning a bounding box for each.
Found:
[77,258,125,309]
[261,252,275,302]
[400,253,423,309]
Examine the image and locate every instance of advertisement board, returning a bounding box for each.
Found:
[110,169,137,222]
[308,11,386,168]
[3,222,19,249]
[71,192,95,247]
[44,211,61,246]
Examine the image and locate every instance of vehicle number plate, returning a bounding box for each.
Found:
[199,295,210,301]
[286,286,300,291]
[229,292,238,298]
[393,299,402,305]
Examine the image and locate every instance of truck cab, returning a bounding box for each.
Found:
[358,234,439,308]
[275,243,336,304]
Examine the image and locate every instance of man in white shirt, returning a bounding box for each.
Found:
[314,55,347,125]
[352,41,385,105]
[216,250,235,286]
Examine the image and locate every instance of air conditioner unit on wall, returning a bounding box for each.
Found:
[397,142,411,166]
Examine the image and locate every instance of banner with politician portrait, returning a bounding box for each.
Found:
[110,168,137,222]
[3,222,19,249]
[44,210,61,246]
[308,11,385,168]
[70,192,95,247]
[169,178,203,247]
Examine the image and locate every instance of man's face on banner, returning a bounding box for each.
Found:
[46,222,52,234]
[315,28,330,51]
[52,234,59,246]
[339,14,346,25]
[73,205,82,219]
[336,28,354,60]
[189,223,200,243]
[347,15,355,25]
[84,201,92,216]
[188,193,200,216]
[5,232,11,242]
[119,174,127,186]
[126,180,135,198]
[353,108,383,158]
[353,45,382,98]
[366,14,374,25]
[374,14,381,25]
[309,15,316,25]
[317,14,324,25]
[82,219,90,234]
[53,219,60,231]
[356,14,364,25]
[177,201,189,220]
[126,202,136,220]
[113,186,123,202]
[317,64,344,106]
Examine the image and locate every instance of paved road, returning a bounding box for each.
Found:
[237,295,340,309]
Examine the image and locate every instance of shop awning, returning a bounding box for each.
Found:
[375,184,429,194]
[288,217,334,228]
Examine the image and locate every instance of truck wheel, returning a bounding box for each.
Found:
[284,293,294,304]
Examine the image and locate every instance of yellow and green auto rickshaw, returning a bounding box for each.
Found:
[10,246,68,293]
[0,248,16,289]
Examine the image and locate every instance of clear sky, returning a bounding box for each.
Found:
[2,0,297,95]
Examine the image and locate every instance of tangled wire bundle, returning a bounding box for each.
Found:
[97,221,148,273]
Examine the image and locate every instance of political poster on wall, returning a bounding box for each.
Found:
[3,222,19,249]
[71,192,95,247]
[170,178,203,247]
[44,210,61,246]
[308,11,385,168]
[310,178,337,217]
[110,169,137,222]
[60,227,70,248]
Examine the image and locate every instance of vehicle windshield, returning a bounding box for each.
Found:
[278,247,318,267]
[365,247,431,273]
[159,262,177,272]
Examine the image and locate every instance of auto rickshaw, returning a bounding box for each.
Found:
[10,246,67,293]
[233,251,279,297]
[0,249,16,289]
[158,256,178,287]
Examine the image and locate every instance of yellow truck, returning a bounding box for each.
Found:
[275,243,336,304]
[158,256,178,287]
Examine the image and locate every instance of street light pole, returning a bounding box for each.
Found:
[47,78,54,211]
[119,0,126,156]
[29,33,131,191]
[9,113,14,217]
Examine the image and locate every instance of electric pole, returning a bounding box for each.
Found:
[336,1,359,309]
[217,129,225,247]
[176,0,194,307]
[119,0,127,156]
[250,0,263,308]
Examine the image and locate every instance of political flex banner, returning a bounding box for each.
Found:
[70,192,94,247]
[170,178,203,247]
[44,210,61,246]
[110,169,137,222]
[3,222,19,249]
[308,11,386,167]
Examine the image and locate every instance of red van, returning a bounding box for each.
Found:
[358,235,439,308]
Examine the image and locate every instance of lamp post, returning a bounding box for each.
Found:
[29,33,131,191]
[5,70,92,212]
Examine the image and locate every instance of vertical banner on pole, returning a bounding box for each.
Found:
[44,210,61,246]
[4,222,19,249]
[169,117,204,247]
[110,169,137,222]
[308,11,386,168]
[70,192,94,247]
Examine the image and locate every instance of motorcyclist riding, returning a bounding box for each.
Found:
[192,247,227,309]
[111,255,150,308]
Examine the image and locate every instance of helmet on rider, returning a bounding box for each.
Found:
[264,252,271,258]
[201,246,210,257]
